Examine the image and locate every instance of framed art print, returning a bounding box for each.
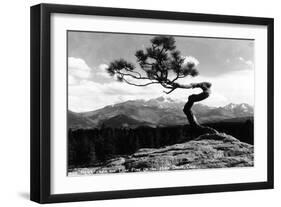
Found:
[30,3,274,203]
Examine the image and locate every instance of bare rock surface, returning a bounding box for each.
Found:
[68,133,253,176]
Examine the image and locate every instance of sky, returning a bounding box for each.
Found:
[68,31,254,112]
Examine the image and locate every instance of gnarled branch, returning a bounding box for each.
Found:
[122,78,159,87]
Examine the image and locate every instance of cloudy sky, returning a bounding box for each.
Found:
[68,31,254,112]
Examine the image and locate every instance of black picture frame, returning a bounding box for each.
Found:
[30,3,274,204]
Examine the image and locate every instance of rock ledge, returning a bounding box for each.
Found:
[69,133,254,175]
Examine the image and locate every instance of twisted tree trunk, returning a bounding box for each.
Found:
[175,82,217,134]
[183,82,211,128]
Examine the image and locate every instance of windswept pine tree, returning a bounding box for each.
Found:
[107,36,216,133]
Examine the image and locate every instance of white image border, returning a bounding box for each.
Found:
[50,13,268,194]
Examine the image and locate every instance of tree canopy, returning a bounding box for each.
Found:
[106,36,200,94]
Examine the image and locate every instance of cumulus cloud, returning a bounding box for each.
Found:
[95,64,110,78]
[173,69,254,107]
[68,57,254,112]
[69,69,254,112]
[68,74,79,85]
[68,58,112,85]
[68,57,92,85]
[69,79,164,112]
[67,57,164,111]
[183,56,200,67]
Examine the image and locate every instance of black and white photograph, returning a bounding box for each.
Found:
[28,2,274,204]
[67,31,254,176]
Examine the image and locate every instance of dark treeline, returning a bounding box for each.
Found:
[207,119,254,145]
[68,120,253,169]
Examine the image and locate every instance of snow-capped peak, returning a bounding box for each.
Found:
[223,103,253,114]
[237,103,252,113]
[144,97,179,109]
[225,103,236,110]
[240,103,248,110]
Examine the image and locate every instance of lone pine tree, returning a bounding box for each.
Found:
[107,36,216,133]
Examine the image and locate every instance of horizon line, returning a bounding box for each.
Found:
[68,97,254,113]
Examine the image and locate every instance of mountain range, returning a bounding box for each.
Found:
[68,97,253,129]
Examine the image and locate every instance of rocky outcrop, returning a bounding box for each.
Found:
[68,133,254,176]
